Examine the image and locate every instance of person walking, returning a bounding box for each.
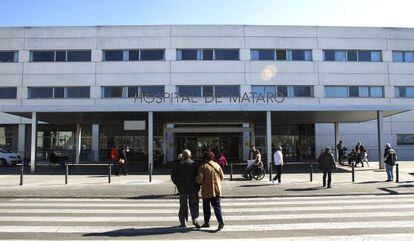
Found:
[196,151,225,231]
[272,146,283,185]
[217,152,228,168]
[116,145,127,176]
[317,147,336,188]
[171,149,201,228]
[384,143,397,182]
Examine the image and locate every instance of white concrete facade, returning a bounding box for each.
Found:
[0,25,413,161]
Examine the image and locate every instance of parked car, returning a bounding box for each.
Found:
[0,148,22,167]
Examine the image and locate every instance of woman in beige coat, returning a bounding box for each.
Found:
[196,151,225,230]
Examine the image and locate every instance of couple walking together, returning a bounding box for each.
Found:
[171,149,225,230]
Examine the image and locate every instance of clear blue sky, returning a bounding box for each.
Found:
[1,0,414,27]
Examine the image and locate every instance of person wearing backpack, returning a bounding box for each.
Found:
[384,143,397,182]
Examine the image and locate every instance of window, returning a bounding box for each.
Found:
[0,87,17,99]
[0,51,18,63]
[202,86,214,96]
[323,50,382,62]
[214,49,239,60]
[140,50,164,61]
[276,50,287,60]
[251,49,312,61]
[141,86,164,96]
[128,86,139,98]
[251,49,275,61]
[215,85,239,97]
[66,87,90,98]
[29,87,53,98]
[203,50,214,60]
[104,50,124,61]
[397,134,414,145]
[177,86,202,97]
[393,51,414,62]
[251,86,276,96]
[325,86,384,98]
[277,86,288,97]
[291,86,312,97]
[177,49,199,60]
[396,86,414,98]
[31,50,91,62]
[102,86,124,98]
[128,50,140,61]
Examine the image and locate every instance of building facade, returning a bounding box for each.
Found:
[0,25,413,171]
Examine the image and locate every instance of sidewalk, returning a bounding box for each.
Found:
[0,162,413,199]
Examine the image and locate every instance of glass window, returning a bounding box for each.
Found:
[397,134,414,145]
[304,50,312,61]
[335,51,347,61]
[291,50,305,61]
[325,86,348,97]
[264,86,276,96]
[214,49,239,60]
[292,86,312,97]
[358,51,371,61]
[369,86,383,97]
[349,86,359,97]
[141,86,164,96]
[67,87,90,98]
[55,51,66,62]
[347,50,358,61]
[128,50,140,61]
[29,87,53,98]
[277,86,287,97]
[127,86,139,98]
[202,49,214,60]
[252,49,274,60]
[140,50,164,61]
[178,49,199,60]
[0,51,17,63]
[250,50,260,61]
[406,87,414,98]
[405,52,414,62]
[215,85,239,97]
[67,51,91,62]
[178,86,201,97]
[31,51,55,62]
[395,86,405,97]
[371,51,381,62]
[54,87,64,98]
[393,51,404,62]
[0,87,17,99]
[358,86,369,97]
[103,86,124,98]
[324,50,335,61]
[251,86,265,96]
[104,50,124,61]
[202,86,214,96]
[276,50,287,60]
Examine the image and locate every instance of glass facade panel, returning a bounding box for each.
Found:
[128,50,140,61]
[250,50,260,60]
[255,49,275,60]
[0,51,17,63]
[214,49,239,60]
[324,50,335,61]
[202,49,214,60]
[405,52,414,62]
[54,87,64,98]
[276,50,287,60]
[325,86,348,97]
[371,51,382,62]
[140,50,164,61]
[292,86,311,97]
[335,51,347,61]
[67,51,91,62]
[29,87,53,98]
[55,51,66,62]
[0,87,17,99]
[178,49,198,60]
[393,51,404,62]
[347,50,358,61]
[369,86,383,97]
[406,87,414,97]
[349,86,359,97]
[359,86,369,97]
[67,87,90,98]
[103,86,124,98]
[32,51,55,62]
[358,51,371,61]
[291,50,305,61]
[178,86,201,97]
[104,50,124,61]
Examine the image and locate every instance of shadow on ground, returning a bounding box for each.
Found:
[83,226,219,237]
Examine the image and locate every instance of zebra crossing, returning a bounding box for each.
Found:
[1,195,414,240]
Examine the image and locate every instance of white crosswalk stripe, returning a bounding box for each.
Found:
[1,194,414,240]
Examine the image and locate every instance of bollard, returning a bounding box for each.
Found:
[149,162,152,183]
[351,161,355,182]
[396,163,399,183]
[19,164,23,186]
[269,161,273,181]
[65,164,69,185]
[108,164,112,183]
[310,163,313,182]
[230,161,233,181]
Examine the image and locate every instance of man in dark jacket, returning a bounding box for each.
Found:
[318,147,336,188]
[384,143,397,182]
[171,149,201,228]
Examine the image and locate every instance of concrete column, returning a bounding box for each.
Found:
[92,124,99,162]
[334,122,339,162]
[148,112,154,179]
[377,111,385,169]
[30,112,37,172]
[75,124,82,164]
[242,123,250,161]
[18,124,26,158]
[266,111,272,172]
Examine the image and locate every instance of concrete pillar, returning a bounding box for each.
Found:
[148,112,154,179]
[75,124,82,164]
[18,124,26,158]
[30,112,37,172]
[242,123,250,161]
[266,111,272,172]
[92,124,99,162]
[334,122,339,162]
[377,110,385,169]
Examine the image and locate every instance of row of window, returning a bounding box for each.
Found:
[2,49,414,63]
[1,86,414,99]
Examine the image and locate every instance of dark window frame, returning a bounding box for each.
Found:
[0,87,17,99]
[0,51,18,63]
[31,50,91,62]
